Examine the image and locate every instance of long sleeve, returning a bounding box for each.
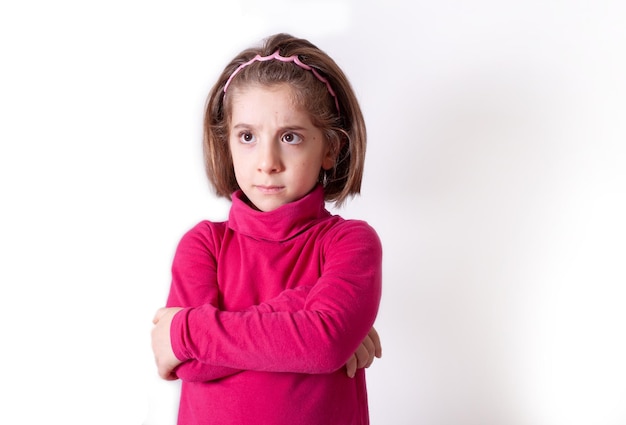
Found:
[170,221,382,374]
[167,222,316,382]
[165,222,235,381]
[174,286,312,382]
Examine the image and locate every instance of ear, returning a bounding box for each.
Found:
[321,136,341,171]
[322,150,335,170]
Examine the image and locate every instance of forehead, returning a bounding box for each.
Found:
[228,83,312,125]
[230,82,296,104]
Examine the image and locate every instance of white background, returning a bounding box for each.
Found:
[1,1,625,424]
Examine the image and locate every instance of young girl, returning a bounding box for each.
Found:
[151,33,383,425]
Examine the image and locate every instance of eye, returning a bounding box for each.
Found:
[281,132,303,145]
[238,131,256,144]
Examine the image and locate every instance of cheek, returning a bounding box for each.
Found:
[228,141,244,169]
[298,158,324,180]
[231,155,247,176]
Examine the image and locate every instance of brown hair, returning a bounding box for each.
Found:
[203,33,367,207]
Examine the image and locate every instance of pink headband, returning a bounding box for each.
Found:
[223,50,340,113]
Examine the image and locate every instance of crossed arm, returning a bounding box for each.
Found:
[151,221,382,382]
[152,290,382,381]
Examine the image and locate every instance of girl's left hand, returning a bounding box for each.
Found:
[345,327,382,378]
[151,307,184,380]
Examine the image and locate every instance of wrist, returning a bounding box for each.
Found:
[170,307,192,361]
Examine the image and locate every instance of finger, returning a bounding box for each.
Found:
[160,367,178,381]
[360,337,377,368]
[152,307,167,324]
[368,327,382,358]
[364,344,376,368]
[155,354,179,381]
[152,307,165,325]
[354,342,371,369]
[345,354,357,378]
[158,365,172,380]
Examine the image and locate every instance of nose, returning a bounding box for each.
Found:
[257,140,283,174]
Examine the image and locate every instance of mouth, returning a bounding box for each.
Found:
[255,185,285,194]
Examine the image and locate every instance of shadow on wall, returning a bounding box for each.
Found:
[340,16,623,421]
[355,65,566,424]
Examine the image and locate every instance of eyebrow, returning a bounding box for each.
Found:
[231,123,309,132]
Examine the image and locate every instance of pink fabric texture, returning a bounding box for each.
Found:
[167,185,382,425]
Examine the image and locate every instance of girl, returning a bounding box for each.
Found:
[151,33,383,425]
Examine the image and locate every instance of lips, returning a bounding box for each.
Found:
[255,185,285,194]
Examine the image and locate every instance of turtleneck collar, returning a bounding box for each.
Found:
[228,185,331,242]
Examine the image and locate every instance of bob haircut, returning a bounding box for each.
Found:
[203,33,367,207]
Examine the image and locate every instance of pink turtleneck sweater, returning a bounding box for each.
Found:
[166,185,382,425]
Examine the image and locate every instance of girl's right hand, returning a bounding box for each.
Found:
[345,327,382,378]
[152,307,184,380]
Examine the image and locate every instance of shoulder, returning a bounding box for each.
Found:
[317,218,383,288]
[332,218,380,239]
[176,220,228,255]
[322,218,382,255]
